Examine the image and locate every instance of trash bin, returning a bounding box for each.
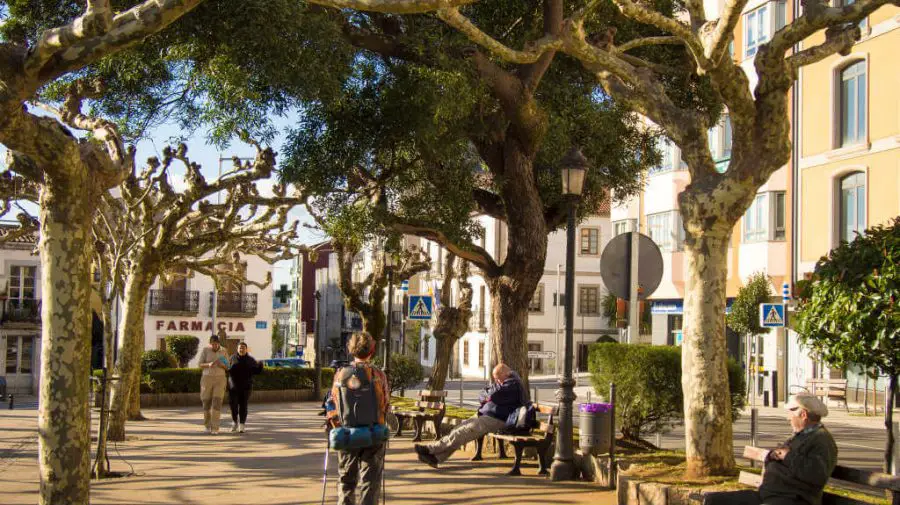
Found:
[579,402,612,456]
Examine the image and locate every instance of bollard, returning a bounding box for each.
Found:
[656,432,662,449]
[750,408,759,467]
[893,422,899,476]
[8,393,13,410]
[771,371,779,408]
[764,390,770,407]
[459,376,464,408]
[587,390,591,403]
[533,387,538,406]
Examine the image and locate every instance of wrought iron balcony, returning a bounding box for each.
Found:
[212,292,258,317]
[2,298,41,325]
[149,290,200,315]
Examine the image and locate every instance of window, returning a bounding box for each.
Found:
[478,342,485,367]
[744,2,786,58]
[20,338,32,374]
[708,114,733,171]
[528,342,543,374]
[649,137,676,175]
[840,61,867,146]
[773,192,786,240]
[5,338,17,374]
[579,286,600,315]
[842,0,868,31]
[9,265,36,301]
[580,228,599,255]
[647,212,684,251]
[529,284,544,313]
[839,172,866,242]
[463,340,470,366]
[744,193,768,242]
[613,220,631,236]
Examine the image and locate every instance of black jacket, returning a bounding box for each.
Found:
[228,354,263,391]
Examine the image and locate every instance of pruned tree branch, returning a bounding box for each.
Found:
[786,25,860,74]
[436,7,562,64]
[703,0,749,65]
[616,36,684,53]
[309,0,478,14]
[390,218,500,276]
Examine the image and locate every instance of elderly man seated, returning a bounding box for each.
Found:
[414,363,526,468]
[706,392,838,505]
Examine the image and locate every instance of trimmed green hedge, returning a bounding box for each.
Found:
[589,343,745,441]
[137,367,335,394]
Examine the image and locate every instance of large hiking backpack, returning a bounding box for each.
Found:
[329,364,389,451]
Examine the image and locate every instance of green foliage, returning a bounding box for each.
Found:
[795,217,900,377]
[727,272,774,336]
[603,293,619,327]
[271,322,285,357]
[141,350,178,374]
[164,335,200,368]
[141,367,336,394]
[375,353,425,394]
[589,344,745,440]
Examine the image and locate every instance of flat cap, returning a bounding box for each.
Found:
[785,393,829,418]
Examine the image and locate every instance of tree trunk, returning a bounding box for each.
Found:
[430,333,461,391]
[681,231,736,478]
[884,373,897,475]
[107,272,153,442]
[36,181,95,505]
[488,279,534,391]
[93,296,116,479]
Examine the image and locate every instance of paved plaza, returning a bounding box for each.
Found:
[0,402,614,505]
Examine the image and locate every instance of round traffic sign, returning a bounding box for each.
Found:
[600,232,664,300]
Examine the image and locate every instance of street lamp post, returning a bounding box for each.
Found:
[550,147,589,481]
[313,290,322,399]
[383,252,396,379]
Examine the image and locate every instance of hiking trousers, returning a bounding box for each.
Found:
[427,414,506,463]
[337,443,385,505]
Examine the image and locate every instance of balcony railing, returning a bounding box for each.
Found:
[2,298,41,325]
[149,290,200,315]
[212,292,258,317]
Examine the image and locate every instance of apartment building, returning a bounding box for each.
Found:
[0,225,41,395]
[794,3,900,401]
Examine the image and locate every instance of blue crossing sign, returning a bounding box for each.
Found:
[759,303,786,328]
[408,295,433,320]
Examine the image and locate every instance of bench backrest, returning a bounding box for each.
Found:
[535,403,558,435]
[741,446,900,503]
[415,390,447,411]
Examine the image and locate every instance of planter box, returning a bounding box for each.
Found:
[138,388,317,408]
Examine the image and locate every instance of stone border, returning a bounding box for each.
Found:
[138,389,317,408]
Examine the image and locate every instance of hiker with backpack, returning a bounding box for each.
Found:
[324,332,390,505]
[415,363,527,468]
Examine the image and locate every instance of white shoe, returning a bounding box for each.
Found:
[231,423,239,432]
[205,426,211,434]
[238,424,245,433]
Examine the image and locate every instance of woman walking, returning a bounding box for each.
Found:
[228,342,263,433]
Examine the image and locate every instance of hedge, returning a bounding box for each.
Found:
[138,367,335,394]
[588,343,745,441]
[142,349,178,373]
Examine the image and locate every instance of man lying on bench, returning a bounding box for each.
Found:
[414,363,526,468]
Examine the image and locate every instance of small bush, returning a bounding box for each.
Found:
[589,343,745,441]
[140,367,336,394]
[374,353,424,394]
[142,350,178,373]
[165,335,200,367]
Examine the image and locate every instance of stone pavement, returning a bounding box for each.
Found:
[0,402,615,505]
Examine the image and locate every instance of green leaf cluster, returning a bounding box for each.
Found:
[795,217,900,376]
[589,343,745,441]
[164,335,200,368]
[141,349,178,373]
[726,271,773,337]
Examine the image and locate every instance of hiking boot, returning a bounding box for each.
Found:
[417,452,439,469]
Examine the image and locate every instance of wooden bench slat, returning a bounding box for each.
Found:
[831,466,900,492]
[419,390,448,397]
[415,401,445,410]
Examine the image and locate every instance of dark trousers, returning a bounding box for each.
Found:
[337,444,385,505]
[229,387,251,424]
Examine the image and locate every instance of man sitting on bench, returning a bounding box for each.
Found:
[712,393,838,505]
[414,363,526,468]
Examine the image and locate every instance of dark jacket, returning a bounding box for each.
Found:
[477,371,526,421]
[759,425,838,505]
[228,354,263,391]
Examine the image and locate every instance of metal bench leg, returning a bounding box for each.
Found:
[507,445,524,476]
[537,444,551,475]
[412,417,424,442]
[472,436,484,461]
[394,416,404,437]
[497,439,508,459]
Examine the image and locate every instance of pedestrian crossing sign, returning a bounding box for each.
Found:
[759,303,786,328]
[408,295,433,320]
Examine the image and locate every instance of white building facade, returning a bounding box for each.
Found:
[0,228,41,395]
[142,254,275,364]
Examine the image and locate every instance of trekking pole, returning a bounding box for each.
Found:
[321,438,330,505]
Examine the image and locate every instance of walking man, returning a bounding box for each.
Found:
[415,363,526,467]
[325,332,390,505]
[198,333,229,434]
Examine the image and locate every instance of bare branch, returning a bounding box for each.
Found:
[766,0,892,56]
[616,36,684,53]
[390,219,500,276]
[786,25,860,73]
[436,7,562,64]
[703,0,749,65]
[608,0,708,67]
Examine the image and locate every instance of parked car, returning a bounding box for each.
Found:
[260,358,308,368]
[328,359,349,369]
